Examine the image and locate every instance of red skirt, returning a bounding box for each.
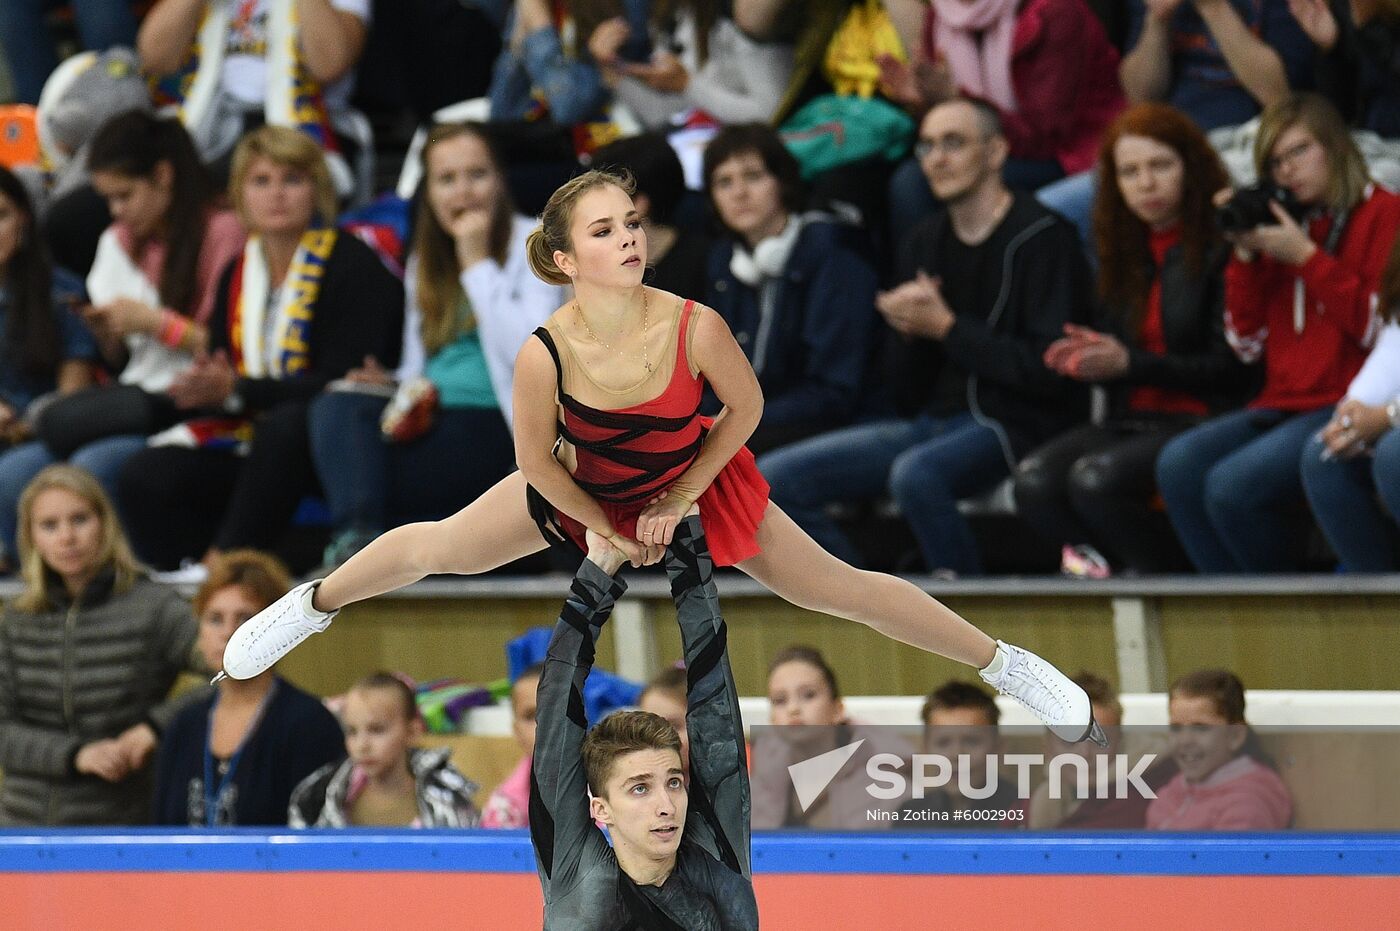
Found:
[555,443,771,567]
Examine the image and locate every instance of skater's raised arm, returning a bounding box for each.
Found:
[531,546,629,897]
[663,515,751,877]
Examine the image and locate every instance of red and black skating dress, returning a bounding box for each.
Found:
[527,297,770,566]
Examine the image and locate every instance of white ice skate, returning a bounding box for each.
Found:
[980,640,1108,746]
[215,580,337,681]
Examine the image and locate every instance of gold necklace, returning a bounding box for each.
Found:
[577,290,653,374]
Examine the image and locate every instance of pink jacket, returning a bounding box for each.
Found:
[921,0,1126,174]
[480,754,531,829]
[1146,756,1293,831]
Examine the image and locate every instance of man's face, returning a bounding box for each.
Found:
[918,102,1000,204]
[591,748,688,862]
[923,706,999,798]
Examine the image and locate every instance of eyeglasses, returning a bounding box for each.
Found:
[914,134,974,160]
[1267,139,1317,173]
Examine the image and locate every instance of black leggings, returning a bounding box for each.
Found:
[117,401,318,569]
[1012,421,1196,573]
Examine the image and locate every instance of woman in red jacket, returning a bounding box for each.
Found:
[1156,93,1400,572]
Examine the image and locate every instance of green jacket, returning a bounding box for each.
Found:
[0,572,199,825]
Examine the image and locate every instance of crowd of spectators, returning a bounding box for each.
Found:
[0,0,1394,833]
[3,0,1398,578]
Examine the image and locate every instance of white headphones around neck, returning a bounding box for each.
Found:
[729,215,805,287]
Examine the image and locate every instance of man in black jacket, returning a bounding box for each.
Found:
[760,97,1092,575]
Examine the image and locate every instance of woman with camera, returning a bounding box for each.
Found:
[1156,93,1400,572]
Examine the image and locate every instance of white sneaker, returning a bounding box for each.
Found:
[979,640,1107,746]
[218,580,337,681]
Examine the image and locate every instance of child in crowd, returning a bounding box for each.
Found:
[480,662,542,829]
[290,673,480,827]
[750,644,908,830]
[896,681,1022,830]
[1147,669,1292,830]
[1029,671,1175,829]
[638,664,690,779]
[153,550,343,826]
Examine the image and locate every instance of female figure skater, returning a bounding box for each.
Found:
[220,170,1104,744]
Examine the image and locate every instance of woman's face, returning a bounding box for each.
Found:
[29,487,103,583]
[1168,693,1247,784]
[1268,124,1330,206]
[425,134,505,233]
[1113,134,1185,230]
[768,660,843,727]
[0,189,28,269]
[558,184,647,288]
[92,164,173,240]
[198,585,265,672]
[709,151,788,247]
[241,155,317,236]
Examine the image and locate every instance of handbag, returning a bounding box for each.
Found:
[36,384,178,458]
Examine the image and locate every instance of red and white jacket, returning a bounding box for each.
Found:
[1224,185,1400,412]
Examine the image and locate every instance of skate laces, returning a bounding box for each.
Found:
[244,587,331,666]
[1000,647,1069,721]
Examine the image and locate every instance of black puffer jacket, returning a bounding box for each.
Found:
[0,571,198,825]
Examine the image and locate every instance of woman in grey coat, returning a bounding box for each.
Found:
[0,464,199,825]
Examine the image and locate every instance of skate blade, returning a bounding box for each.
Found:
[210,670,228,685]
[1086,717,1109,748]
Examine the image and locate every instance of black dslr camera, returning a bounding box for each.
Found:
[1217,183,1306,233]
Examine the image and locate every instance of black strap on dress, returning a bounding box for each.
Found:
[524,327,704,551]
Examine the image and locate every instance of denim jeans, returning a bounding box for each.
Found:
[308,391,516,535]
[0,435,146,559]
[0,0,137,103]
[1156,407,1333,572]
[757,413,1008,574]
[1300,428,1400,572]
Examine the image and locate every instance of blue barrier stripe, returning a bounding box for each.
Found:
[1,831,1398,876]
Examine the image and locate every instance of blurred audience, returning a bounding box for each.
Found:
[1014,104,1255,577]
[0,0,138,105]
[0,111,243,566]
[0,465,199,825]
[1300,234,1400,570]
[1157,93,1400,572]
[153,549,343,825]
[290,672,480,827]
[762,98,1090,576]
[607,0,794,129]
[480,662,543,829]
[592,132,710,299]
[308,123,555,569]
[1148,668,1292,830]
[895,680,1022,830]
[118,125,402,570]
[0,167,97,468]
[702,123,878,455]
[750,644,906,830]
[139,0,370,191]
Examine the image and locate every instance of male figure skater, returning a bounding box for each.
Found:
[531,514,757,929]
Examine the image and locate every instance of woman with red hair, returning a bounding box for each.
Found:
[1013,103,1256,576]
